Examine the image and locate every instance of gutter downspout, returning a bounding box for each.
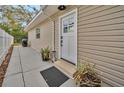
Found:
[42,9,56,62]
[53,21,55,51]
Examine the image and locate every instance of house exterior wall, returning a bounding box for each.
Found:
[28,20,54,52]
[77,5,124,86]
[28,5,124,86]
[53,5,124,86]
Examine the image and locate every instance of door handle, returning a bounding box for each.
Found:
[61,40,63,43]
[61,36,63,39]
[61,44,63,47]
[61,36,63,46]
[61,40,63,46]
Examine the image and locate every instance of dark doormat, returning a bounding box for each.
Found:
[40,66,69,87]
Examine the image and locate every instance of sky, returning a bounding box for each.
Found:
[25,5,41,12]
[13,5,41,12]
[0,5,41,26]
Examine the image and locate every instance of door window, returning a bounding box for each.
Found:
[63,13,75,33]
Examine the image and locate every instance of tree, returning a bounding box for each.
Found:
[0,5,40,43]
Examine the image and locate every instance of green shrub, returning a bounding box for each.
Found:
[41,47,50,61]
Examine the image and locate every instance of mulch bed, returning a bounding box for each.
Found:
[0,46,13,87]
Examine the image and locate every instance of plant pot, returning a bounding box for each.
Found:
[41,53,50,61]
[75,79,101,87]
[75,81,101,87]
[73,63,102,87]
[80,82,101,87]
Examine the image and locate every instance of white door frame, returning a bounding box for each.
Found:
[58,8,77,66]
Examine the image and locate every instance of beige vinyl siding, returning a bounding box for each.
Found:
[55,19,59,58]
[78,5,124,86]
[28,5,124,86]
[28,20,53,52]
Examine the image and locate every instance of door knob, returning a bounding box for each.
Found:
[61,36,63,39]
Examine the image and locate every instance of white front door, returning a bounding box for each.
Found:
[60,10,77,64]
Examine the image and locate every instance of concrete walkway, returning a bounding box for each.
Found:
[2,46,76,87]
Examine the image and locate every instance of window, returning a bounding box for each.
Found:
[36,28,40,39]
[63,13,75,33]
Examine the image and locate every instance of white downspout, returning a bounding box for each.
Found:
[42,11,55,48]
[42,10,56,62]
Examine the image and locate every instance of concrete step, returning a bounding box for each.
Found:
[54,59,76,78]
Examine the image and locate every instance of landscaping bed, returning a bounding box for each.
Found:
[73,63,102,87]
[0,46,13,87]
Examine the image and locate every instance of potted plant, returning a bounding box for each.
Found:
[41,47,50,61]
[73,63,102,87]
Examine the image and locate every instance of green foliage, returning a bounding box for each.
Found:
[0,5,40,44]
[0,23,27,43]
[78,63,96,75]
[73,63,101,87]
[1,5,40,27]
[41,47,50,61]
[0,23,10,34]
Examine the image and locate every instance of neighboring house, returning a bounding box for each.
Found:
[24,5,124,86]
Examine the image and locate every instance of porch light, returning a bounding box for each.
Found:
[58,5,66,11]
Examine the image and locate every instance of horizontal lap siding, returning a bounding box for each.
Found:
[28,20,53,52]
[78,5,124,86]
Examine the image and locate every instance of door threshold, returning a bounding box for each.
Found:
[54,59,77,78]
[61,58,76,65]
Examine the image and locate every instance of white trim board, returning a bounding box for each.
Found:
[58,8,77,67]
